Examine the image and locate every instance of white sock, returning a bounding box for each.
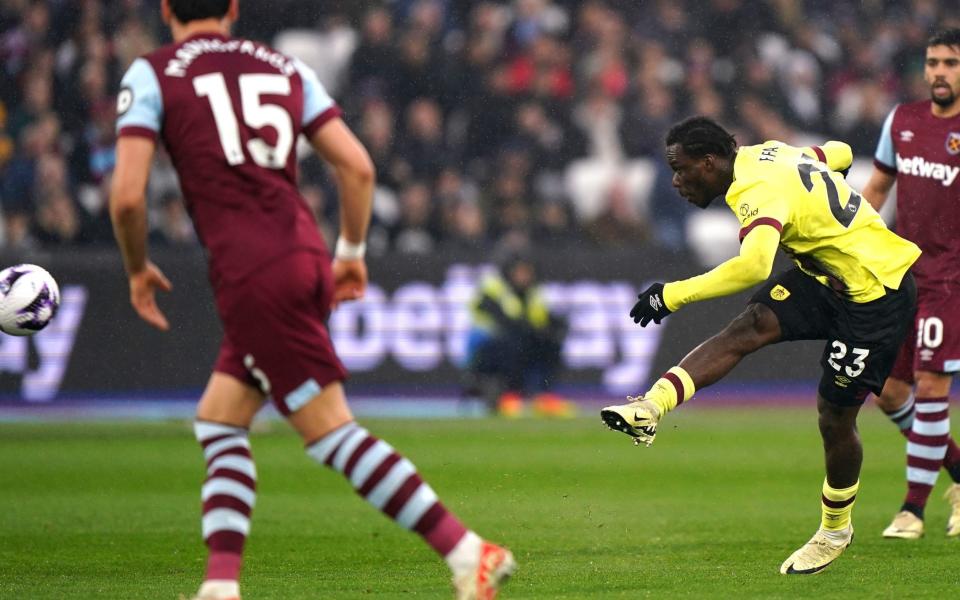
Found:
[445,530,483,577]
[820,525,851,544]
[198,579,239,599]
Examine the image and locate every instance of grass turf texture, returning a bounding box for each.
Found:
[0,407,957,599]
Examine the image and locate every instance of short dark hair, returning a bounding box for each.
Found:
[168,0,230,23]
[928,28,960,49]
[665,116,737,159]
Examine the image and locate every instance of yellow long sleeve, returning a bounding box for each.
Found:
[805,140,853,172]
[662,225,781,311]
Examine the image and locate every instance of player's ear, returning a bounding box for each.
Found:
[160,0,171,24]
[702,154,715,172]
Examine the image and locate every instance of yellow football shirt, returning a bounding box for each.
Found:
[728,141,919,302]
[663,141,920,309]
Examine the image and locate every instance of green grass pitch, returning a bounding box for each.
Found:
[1,406,957,599]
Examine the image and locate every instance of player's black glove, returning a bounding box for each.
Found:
[630,283,672,327]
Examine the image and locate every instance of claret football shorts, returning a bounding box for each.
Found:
[889,289,960,383]
[750,267,917,406]
[213,250,348,415]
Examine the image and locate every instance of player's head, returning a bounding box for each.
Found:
[664,116,737,209]
[495,245,536,293]
[162,0,237,29]
[925,28,960,109]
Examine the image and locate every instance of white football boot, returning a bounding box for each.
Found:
[945,484,960,537]
[600,395,662,446]
[453,540,516,600]
[882,510,924,539]
[780,526,853,575]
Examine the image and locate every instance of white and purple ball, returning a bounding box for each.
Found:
[0,264,60,336]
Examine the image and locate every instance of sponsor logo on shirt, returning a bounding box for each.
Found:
[900,130,914,142]
[895,154,960,186]
[739,204,759,219]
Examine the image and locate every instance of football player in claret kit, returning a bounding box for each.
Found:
[861,27,960,540]
[601,117,919,574]
[108,1,514,599]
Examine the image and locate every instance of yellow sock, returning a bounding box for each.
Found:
[821,479,858,531]
[644,366,696,415]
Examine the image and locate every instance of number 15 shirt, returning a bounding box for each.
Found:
[115,33,341,290]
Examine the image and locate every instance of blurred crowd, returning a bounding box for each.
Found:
[0,0,956,254]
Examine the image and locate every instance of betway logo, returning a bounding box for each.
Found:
[330,266,665,394]
[0,286,86,401]
[896,154,960,186]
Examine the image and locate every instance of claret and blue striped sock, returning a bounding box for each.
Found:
[881,395,915,435]
[904,395,951,516]
[194,421,257,585]
[306,422,477,573]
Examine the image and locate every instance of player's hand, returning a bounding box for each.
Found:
[331,257,367,309]
[128,261,173,331]
[630,283,672,327]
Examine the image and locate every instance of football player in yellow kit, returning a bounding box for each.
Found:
[601,117,920,575]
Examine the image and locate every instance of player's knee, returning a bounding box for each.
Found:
[719,304,779,353]
[914,371,952,398]
[817,402,857,444]
[873,387,904,411]
[872,377,911,411]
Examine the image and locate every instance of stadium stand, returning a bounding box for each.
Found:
[0,0,953,256]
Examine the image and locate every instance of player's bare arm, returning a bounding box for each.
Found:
[109,136,173,331]
[861,167,896,212]
[310,118,375,307]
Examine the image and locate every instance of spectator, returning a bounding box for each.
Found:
[34,187,85,246]
[0,0,957,253]
[391,180,438,255]
[348,6,397,102]
[395,97,448,181]
[463,245,572,417]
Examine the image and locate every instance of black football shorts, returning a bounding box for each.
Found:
[750,267,917,406]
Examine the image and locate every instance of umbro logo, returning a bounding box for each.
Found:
[649,294,663,311]
[900,130,914,142]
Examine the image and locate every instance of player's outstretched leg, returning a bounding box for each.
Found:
[603,304,781,446]
[306,420,515,598]
[192,421,256,600]
[601,367,694,446]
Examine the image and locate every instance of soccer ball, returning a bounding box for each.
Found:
[0,264,61,336]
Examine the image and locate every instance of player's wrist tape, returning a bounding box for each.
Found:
[335,238,366,260]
